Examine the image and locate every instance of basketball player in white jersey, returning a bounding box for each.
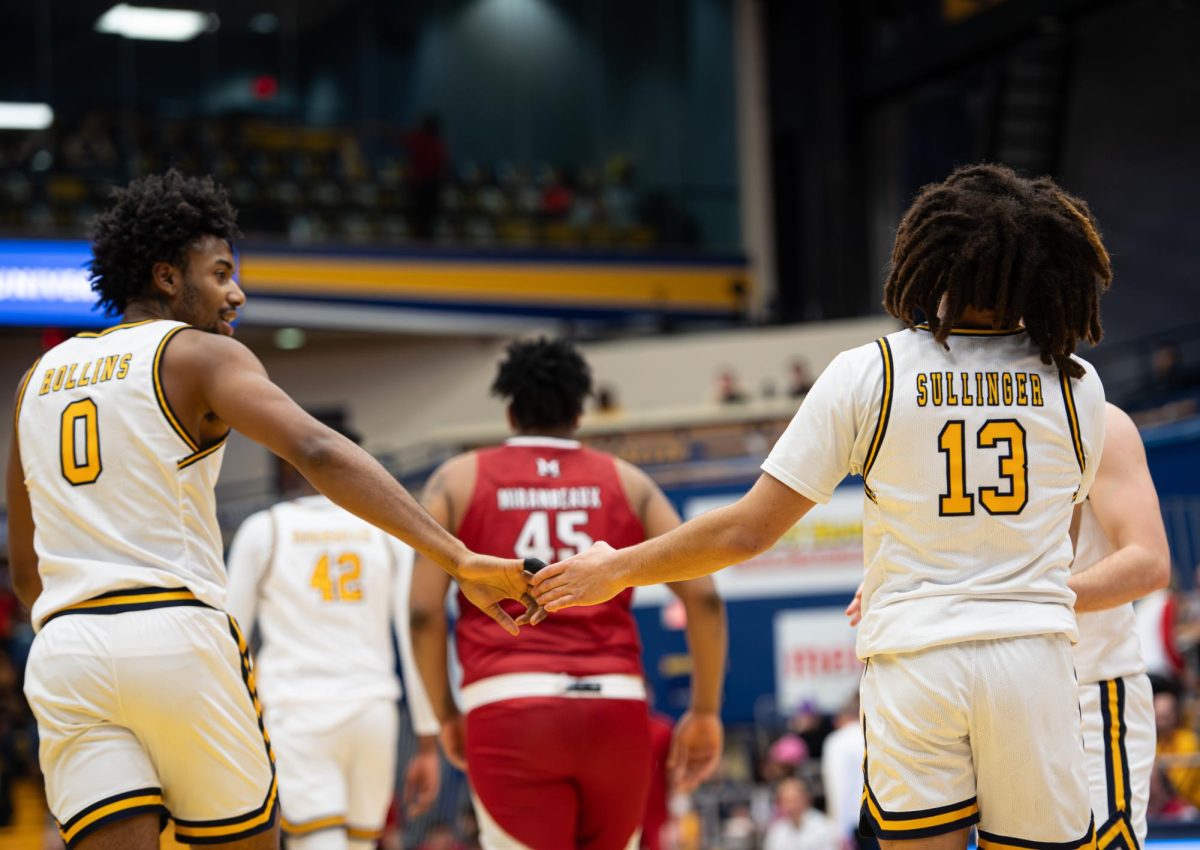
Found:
[532,164,1114,850]
[844,400,1170,849]
[5,171,535,850]
[226,439,443,850]
[1070,404,1170,850]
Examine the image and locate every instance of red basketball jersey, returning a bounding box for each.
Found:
[454,437,647,685]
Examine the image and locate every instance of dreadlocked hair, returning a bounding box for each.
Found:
[89,170,240,316]
[883,163,1111,379]
[492,337,593,431]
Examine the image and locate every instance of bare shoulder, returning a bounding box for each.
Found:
[1102,403,1144,458]
[166,327,262,370]
[424,451,478,500]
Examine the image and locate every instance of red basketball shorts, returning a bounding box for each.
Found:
[464,675,652,850]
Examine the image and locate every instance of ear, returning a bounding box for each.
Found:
[150,261,179,299]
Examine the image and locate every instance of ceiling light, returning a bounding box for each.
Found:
[95,4,217,42]
[0,103,54,130]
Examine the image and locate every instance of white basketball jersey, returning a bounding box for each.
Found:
[1071,501,1144,683]
[764,326,1106,658]
[15,319,228,629]
[225,496,437,734]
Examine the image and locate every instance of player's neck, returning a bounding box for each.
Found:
[942,304,1022,331]
[123,299,177,324]
[515,428,576,439]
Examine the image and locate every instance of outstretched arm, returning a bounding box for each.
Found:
[166,331,525,597]
[532,472,814,611]
[1070,404,1171,613]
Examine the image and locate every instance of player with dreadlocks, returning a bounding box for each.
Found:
[409,337,728,850]
[531,163,1113,850]
[6,170,533,850]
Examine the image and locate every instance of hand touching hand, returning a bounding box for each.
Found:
[457,553,544,635]
[529,542,628,612]
[845,582,864,627]
[668,710,724,793]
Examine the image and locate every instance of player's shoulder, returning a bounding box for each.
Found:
[233,506,276,538]
[1065,352,1105,405]
[1102,403,1141,450]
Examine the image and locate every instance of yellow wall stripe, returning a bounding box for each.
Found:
[13,357,41,433]
[239,256,747,310]
[153,326,199,453]
[60,792,163,844]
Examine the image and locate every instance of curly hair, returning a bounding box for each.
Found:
[88,170,240,316]
[883,163,1111,379]
[492,337,593,431]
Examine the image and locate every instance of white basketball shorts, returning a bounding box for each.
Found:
[1079,674,1154,850]
[270,698,399,845]
[24,598,276,848]
[860,633,1094,849]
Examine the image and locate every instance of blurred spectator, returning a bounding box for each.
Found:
[1148,763,1195,821]
[788,359,814,398]
[715,368,749,405]
[541,167,574,218]
[721,802,759,850]
[403,113,450,239]
[595,385,623,417]
[1139,589,1185,680]
[762,733,808,782]
[604,157,638,230]
[1154,679,1200,809]
[790,701,835,761]
[763,778,840,850]
[821,696,865,850]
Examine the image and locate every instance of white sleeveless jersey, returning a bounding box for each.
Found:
[225,496,438,734]
[15,319,228,629]
[763,326,1106,658]
[1071,501,1144,683]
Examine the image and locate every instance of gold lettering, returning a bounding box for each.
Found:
[77,360,93,388]
[959,372,972,406]
[1015,373,1028,406]
[63,363,79,390]
[916,374,928,407]
[52,366,67,392]
[39,369,54,396]
[115,353,132,380]
[1002,373,1014,406]
[986,373,999,405]
[931,372,944,406]
[101,355,118,383]
[1030,374,1044,406]
[945,371,958,406]
[975,372,985,406]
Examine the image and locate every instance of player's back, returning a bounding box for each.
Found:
[239,496,403,708]
[1072,501,1143,682]
[14,319,228,628]
[455,437,646,683]
[808,326,1104,656]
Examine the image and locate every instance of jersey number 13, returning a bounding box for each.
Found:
[937,419,1028,516]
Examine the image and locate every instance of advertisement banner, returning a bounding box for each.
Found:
[774,608,862,714]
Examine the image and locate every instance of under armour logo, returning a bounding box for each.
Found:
[536,458,561,478]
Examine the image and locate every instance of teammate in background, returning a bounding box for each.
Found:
[1069,404,1170,849]
[226,428,444,850]
[410,338,728,850]
[531,164,1113,850]
[5,171,533,850]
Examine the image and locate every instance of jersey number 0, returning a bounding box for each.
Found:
[60,399,102,486]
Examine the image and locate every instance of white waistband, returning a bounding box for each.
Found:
[460,672,646,713]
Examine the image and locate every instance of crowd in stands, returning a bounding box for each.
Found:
[0,109,693,249]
